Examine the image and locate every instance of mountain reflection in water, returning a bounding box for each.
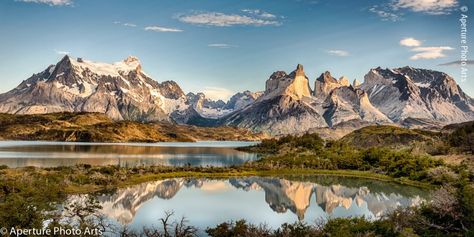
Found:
[89,176,427,230]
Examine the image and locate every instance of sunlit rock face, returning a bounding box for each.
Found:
[361,67,474,124]
[221,64,328,135]
[2,57,472,135]
[89,177,426,225]
[314,71,341,98]
[223,65,473,135]
[0,55,188,122]
[264,64,311,100]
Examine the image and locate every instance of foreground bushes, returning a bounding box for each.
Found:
[251,139,443,182]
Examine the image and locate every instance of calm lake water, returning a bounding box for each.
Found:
[0,141,259,168]
[72,176,428,235]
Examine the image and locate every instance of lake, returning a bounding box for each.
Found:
[73,176,428,235]
[0,141,259,168]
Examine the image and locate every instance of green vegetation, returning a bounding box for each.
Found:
[234,128,473,236]
[339,125,439,149]
[0,112,265,142]
[447,121,474,154]
[242,133,444,183]
[0,120,473,236]
[339,123,474,157]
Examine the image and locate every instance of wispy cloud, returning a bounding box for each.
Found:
[241,9,277,19]
[399,37,453,60]
[391,0,458,15]
[208,43,237,49]
[177,11,281,27]
[16,0,72,6]
[54,49,70,55]
[123,23,137,27]
[370,0,458,21]
[327,50,350,57]
[400,37,422,47]
[201,87,234,101]
[114,21,137,27]
[369,5,402,22]
[410,46,454,60]
[438,60,474,66]
[144,26,183,32]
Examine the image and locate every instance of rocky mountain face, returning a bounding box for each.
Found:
[220,65,328,135]
[221,65,473,135]
[0,56,256,124]
[220,65,395,135]
[1,56,472,136]
[361,67,474,124]
[0,56,188,122]
[224,90,263,111]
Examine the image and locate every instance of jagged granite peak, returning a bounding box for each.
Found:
[317,71,338,83]
[339,76,350,87]
[0,56,188,122]
[314,71,343,98]
[122,55,142,72]
[1,57,472,135]
[361,66,474,123]
[353,79,361,88]
[264,64,312,100]
[221,64,326,135]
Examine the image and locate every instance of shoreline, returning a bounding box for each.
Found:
[1,166,432,194]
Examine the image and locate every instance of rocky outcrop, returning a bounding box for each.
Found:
[224,90,263,111]
[264,64,312,100]
[221,64,327,135]
[361,67,474,123]
[314,71,340,98]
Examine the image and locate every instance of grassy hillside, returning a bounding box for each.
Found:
[339,125,440,149]
[0,112,266,142]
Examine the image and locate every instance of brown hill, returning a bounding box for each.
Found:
[0,112,266,142]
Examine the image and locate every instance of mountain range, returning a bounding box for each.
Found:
[0,55,472,136]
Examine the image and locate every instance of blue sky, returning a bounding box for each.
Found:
[0,0,472,100]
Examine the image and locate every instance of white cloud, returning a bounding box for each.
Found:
[241,9,277,19]
[370,0,458,21]
[369,5,402,22]
[123,23,137,27]
[16,0,72,6]
[410,46,454,60]
[54,50,70,55]
[208,43,237,49]
[144,26,183,32]
[391,0,458,15]
[400,37,422,47]
[201,87,234,101]
[177,12,281,27]
[399,37,453,60]
[327,50,350,57]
